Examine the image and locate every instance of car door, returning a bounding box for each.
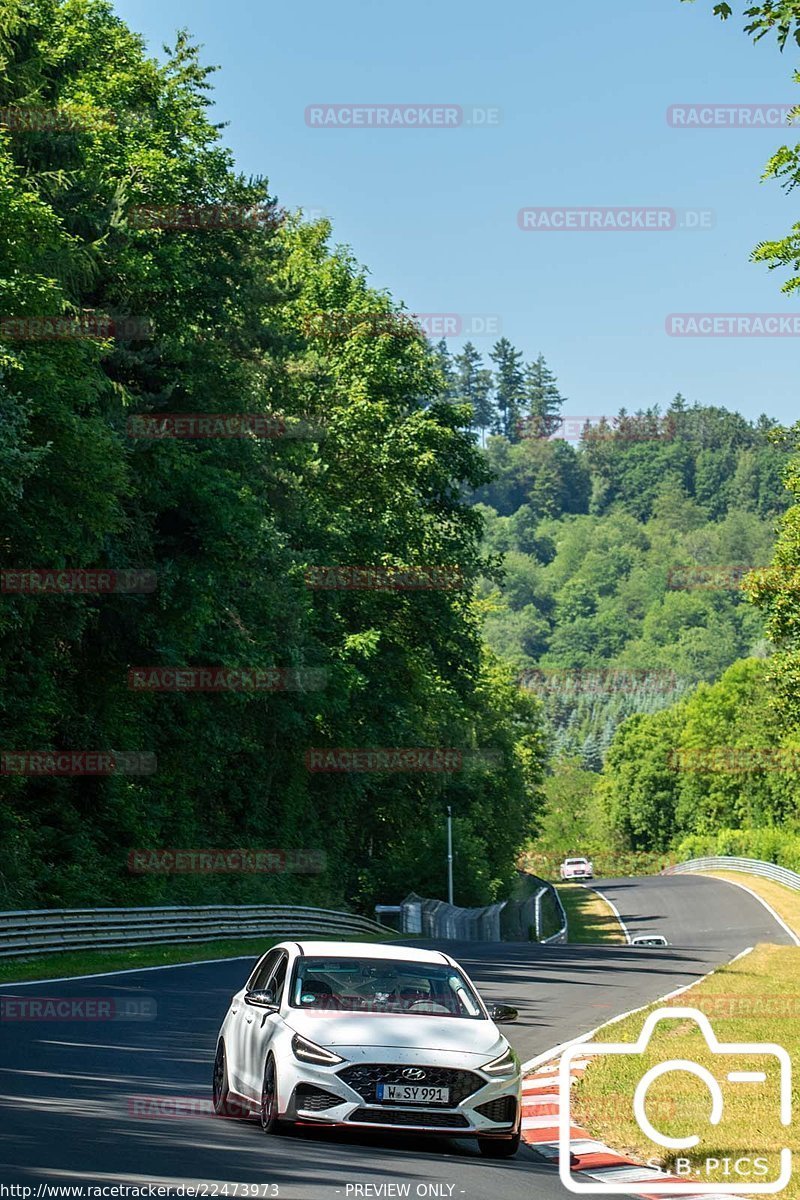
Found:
[227,949,282,1096]
[240,950,290,1098]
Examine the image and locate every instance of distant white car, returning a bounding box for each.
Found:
[559,856,594,880]
[213,940,522,1157]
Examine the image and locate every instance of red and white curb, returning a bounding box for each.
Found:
[521,1056,735,1200]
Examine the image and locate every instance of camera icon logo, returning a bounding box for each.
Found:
[558,1006,792,1194]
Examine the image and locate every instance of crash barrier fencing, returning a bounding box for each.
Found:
[400,893,505,940]
[500,874,567,944]
[663,855,800,891]
[0,903,388,958]
[400,880,567,944]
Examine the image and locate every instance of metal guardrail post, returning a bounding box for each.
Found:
[546,885,568,944]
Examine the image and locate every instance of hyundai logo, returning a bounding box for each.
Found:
[401,1068,426,1081]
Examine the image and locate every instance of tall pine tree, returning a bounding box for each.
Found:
[454,341,495,445]
[489,338,525,441]
[432,338,456,401]
[521,353,565,439]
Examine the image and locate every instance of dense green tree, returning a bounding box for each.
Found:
[746,421,800,727]
[529,757,606,855]
[597,657,800,854]
[0,0,546,911]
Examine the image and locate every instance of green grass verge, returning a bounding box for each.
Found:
[0,930,396,984]
[705,870,800,938]
[570,943,800,1195]
[557,882,626,944]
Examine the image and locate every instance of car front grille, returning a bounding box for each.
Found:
[475,1096,517,1124]
[294,1084,344,1112]
[337,1064,483,1105]
[348,1107,470,1129]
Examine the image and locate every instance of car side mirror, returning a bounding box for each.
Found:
[245,988,278,1009]
[489,1003,518,1023]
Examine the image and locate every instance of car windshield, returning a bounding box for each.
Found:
[566,859,587,865]
[290,956,486,1018]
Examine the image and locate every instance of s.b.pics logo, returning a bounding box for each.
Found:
[558,1007,791,1194]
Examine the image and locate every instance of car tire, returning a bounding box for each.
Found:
[478,1132,521,1158]
[212,1040,244,1118]
[259,1053,284,1134]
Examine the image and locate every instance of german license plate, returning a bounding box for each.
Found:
[376,1083,450,1104]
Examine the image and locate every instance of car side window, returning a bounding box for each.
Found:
[248,949,281,992]
[266,953,288,1003]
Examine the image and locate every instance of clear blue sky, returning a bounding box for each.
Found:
[117,0,800,426]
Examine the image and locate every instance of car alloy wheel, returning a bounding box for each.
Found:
[212,1041,244,1118]
[260,1054,281,1133]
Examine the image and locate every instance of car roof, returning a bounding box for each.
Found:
[277,940,451,965]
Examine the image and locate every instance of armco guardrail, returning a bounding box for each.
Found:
[0,904,388,958]
[664,856,800,891]
[534,884,568,944]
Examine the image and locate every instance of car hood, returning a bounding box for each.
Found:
[285,1011,505,1057]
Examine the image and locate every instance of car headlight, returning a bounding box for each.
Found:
[482,1046,517,1076]
[291,1033,344,1066]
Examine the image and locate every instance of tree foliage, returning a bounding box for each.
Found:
[0,0,545,910]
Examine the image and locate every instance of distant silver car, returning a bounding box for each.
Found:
[212,940,522,1157]
[559,856,594,880]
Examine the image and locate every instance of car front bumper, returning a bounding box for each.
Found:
[280,1056,521,1137]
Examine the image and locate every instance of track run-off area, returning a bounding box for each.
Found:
[0,874,792,1200]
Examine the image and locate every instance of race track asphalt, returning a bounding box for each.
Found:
[0,873,791,1200]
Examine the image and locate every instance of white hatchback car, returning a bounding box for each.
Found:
[213,940,522,1157]
[559,856,594,880]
